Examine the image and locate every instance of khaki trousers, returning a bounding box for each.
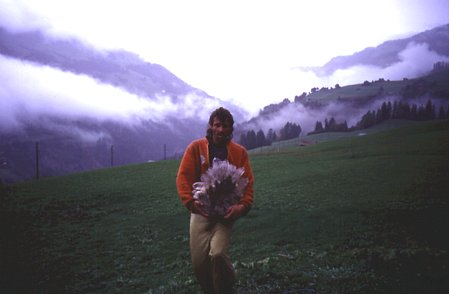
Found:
[189,213,236,294]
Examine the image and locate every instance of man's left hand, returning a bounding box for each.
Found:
[224,204,246,221]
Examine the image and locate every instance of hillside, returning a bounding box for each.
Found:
[1,120,448,293]
[237,66,449,146]
[0,27,198,99]
[1,23,449,184]
[0,26,245,183]
[298,67,449,107]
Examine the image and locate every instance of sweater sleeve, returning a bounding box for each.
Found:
[176,142,200,211]
[238,149,254,214]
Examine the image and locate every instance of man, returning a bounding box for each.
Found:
[176,107,254,293]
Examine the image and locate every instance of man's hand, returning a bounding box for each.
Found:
[192,200,209,218]
[224,204,246,221]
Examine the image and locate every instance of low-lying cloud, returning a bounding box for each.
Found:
[0,54,220,134]
[243,100,382,135]
[294,42,449,95]
[244,42,449,134]
[330,42,449,85]
[1,38,447,142]
[242,41,449,134]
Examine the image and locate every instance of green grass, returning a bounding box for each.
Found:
[1,120,449,293]
[302,69,449,105]
[304,80,409,104]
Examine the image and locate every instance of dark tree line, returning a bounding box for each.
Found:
[356,99,447,129]
[239,122,302,150]
[310,118,349,134]
[240,99,448,149]
[311,99,449,134]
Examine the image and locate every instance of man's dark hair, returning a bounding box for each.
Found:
[206,107,234,140]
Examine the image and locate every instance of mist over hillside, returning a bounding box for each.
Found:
[1,23,449,183]
[0,26,246,183]
[237,66,449,145]
[237,23,449,140]
[291,23,449,100]
[304,23,449,77]
[0,27,198,98]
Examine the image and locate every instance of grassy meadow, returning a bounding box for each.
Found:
[1,119,448,293]
[303,68,449,106]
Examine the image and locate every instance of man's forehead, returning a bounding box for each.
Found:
[212,117,232,126]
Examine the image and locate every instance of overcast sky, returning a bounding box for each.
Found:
[1,0,449,117]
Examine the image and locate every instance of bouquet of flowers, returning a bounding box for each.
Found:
[192,158,248,217]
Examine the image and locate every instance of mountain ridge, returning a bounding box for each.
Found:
[302,23,449,76]
[1,23,449,183]
[0,27,203,99]
[0,26,246,183]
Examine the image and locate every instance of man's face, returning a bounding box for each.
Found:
[211,117,232,146]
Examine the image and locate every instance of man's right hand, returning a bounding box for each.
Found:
[192,200,209,218]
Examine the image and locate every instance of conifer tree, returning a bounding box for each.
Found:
[256,130,267,147]
[328,117,337,131]
[314,121,324,133]
[266,128,276,145]
[246,130,257,150]
[425,100,436,120]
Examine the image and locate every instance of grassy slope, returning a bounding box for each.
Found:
[249,119,422,154]
[1,120,448,293]
[302,68,449,105]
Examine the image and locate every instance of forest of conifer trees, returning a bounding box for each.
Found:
[311,99,449,134]
[239,122,302,150]
[238,99,448,150]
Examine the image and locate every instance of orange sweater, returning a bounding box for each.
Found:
[176,137,254,214]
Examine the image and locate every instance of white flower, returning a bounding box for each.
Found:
[192,158,248,217]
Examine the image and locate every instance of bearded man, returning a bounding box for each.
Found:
[176,107,254,293]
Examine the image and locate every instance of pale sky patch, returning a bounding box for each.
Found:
[1,0,449,117]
